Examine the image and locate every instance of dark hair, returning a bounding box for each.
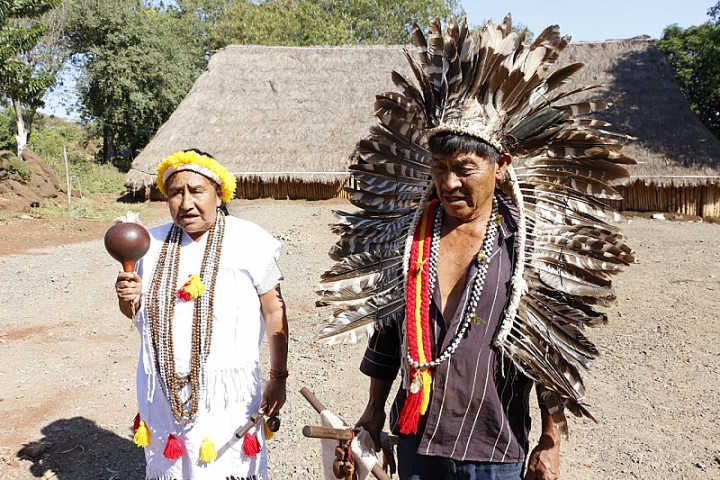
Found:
[428,133,500,164]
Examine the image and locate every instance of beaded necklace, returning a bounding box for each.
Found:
[147,211,225,425]
[398,195,500,434]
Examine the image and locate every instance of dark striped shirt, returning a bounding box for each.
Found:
[360,190,533,463]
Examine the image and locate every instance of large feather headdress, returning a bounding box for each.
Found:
[317,15,635,432]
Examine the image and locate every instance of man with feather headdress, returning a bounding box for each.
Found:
[354,133,561,480]
[318,15,634,480]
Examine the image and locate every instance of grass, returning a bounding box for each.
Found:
[44,158,128,196]
[32,193,161,222]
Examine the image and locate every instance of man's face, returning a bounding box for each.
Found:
[166,170,221,240]
[430,150,512,223]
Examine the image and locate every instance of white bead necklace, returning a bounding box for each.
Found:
[406,195,500,370]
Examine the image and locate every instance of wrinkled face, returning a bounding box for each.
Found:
[166,170,221,240]
[430,151,512,223]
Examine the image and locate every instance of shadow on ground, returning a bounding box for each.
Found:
[18,417,144,479]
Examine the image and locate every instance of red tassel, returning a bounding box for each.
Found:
[133,413,141,432]
[242,433,261,458]
[397,389,423,434]
[163,434,183,460]
[177,289,192,301]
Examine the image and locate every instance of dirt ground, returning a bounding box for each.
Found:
[0,199,719,480]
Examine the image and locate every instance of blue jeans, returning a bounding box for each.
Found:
[397,433,524,480]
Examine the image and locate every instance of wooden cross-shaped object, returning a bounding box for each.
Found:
[300,387,392,480]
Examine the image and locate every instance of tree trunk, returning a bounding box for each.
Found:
[103,124,116,163]
[13,98,28,158]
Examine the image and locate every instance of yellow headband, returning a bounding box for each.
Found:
[156,151,237,203]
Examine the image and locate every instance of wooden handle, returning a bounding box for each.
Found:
[302,425,354,441]
[300,387,326,413]
[370,464,392,480]
[235,412,262,438]
[121,259,136,273]
[303,425,393,480]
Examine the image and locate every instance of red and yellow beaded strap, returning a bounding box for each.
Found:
[398,199,438,434]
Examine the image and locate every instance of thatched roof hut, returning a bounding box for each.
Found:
[126,44,415,200]
[127,39,720,214]
[559,38,720,215]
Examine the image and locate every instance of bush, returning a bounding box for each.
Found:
[0,155,32,181]
[0,106,17,152]
[27,115,126,195]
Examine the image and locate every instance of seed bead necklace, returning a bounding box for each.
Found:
[148,211,225,425]
[406,195,500,370]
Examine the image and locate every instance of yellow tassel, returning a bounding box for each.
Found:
[134,421,150,447]
[199,437,217,463]
[263,417,274,441]
[184,274,205,299]
[419,370,432,415]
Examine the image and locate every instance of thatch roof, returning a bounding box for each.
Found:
[126,44,416,191]
[127,38,720,193]
[557,38,720,187]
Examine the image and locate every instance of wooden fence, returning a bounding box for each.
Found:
[147,177,720,217]
[614,181,720,217]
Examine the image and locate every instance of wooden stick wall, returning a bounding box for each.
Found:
[148,178,720,218]
[233,178,353,200]
[612,181,720,217]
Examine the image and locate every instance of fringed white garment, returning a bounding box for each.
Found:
[135,216,283,480]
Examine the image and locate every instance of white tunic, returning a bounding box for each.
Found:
[135,216,283,480]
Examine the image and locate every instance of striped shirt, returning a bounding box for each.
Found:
[360,190,534,463]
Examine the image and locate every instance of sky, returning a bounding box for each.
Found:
[40,0,715,120]
[462,1,713,42]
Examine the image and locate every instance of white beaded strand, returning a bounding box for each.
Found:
[148,210,225,424]
[407,195,500,370]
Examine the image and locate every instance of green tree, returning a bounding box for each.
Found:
[658,19,720,139]
[709,2,720,22]
[181,0,460,49]
[0,0,61,157]
[66,0,206,161]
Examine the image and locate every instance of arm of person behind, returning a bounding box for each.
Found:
[115,271,142,319]
[259,284,289,417]
[525,386,562,480]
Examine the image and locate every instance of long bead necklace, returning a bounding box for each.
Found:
[148,212,225,424]
[406,195,500,370]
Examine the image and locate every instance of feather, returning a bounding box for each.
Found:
[391,71,427,111]
[532,256,614,300]
[528,289,608,328]
[507,107,567,142]
[557,101,610,116]
[543,62,584,92]
[321,249,403,281]
[526,158,630,186]
[349,163,429,195]
[522,168,622,200]
[540,390,569,437]
[319,294,405,344]
[356,132,431,173]
[547,84,602,104]
[425,17,446,101]
[344,188,417,214]
[317,273,404,302]
[375,93,427,139]
[404,48,435,121]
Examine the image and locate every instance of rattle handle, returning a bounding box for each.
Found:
[122,260,136,273]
